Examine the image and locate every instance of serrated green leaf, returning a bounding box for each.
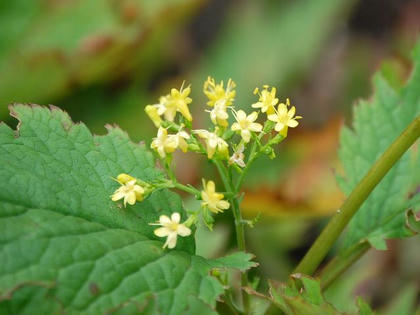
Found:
[338,42,420,251]
[268,275,342,315]
[0,105,255,314]
[209,252,258,272]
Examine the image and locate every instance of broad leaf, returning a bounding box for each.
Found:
[0,105,256,314]
[338,42,420,250]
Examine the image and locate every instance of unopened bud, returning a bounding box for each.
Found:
[117,173,135,184]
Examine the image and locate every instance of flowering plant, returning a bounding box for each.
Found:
[113,77,302,249]
[0,56,419,313]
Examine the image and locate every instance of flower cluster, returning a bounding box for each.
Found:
[145,84,192,127]
[150,127,189,158]
[111,77,302,249]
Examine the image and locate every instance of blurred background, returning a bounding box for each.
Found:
[1,0,419,312]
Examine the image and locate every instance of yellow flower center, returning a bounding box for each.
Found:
[261,91,275,106]
[239,119,251,130]
[167,222,179,231]
[277,113,290,124]
[121,184,134,194]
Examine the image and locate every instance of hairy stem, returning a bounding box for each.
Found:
[293,115,420,276]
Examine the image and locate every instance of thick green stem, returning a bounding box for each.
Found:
[293,115,420,276]
[318,242,370,289]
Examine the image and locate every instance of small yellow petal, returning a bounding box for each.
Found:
[288,119,299,128]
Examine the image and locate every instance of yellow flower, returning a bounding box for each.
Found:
[229,144,245,168]
[193,129,229,159]
[116,173,136,184]
[146,84,193,124]
[152,95,176,122]
[231,110,263,143]
[145,104,163,127]
[173,130,190,153]
[252,85,279,115]
[151,127,178,158]
[166,85,193,121]
[111,179,145,207]
[267,101,302,137]
[201,180,230,214]
[150,212,191,249]
[208,103,229,127]
[203,77,236,107]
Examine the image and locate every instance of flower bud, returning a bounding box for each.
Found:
[117,173,136,184]
[145,105,162,127]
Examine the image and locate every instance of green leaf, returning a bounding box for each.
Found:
[209,252,258,272]
[406,209,420,234]
[0,286,62,315]
[338,42,420,251]
[269,275,342,315]
[0,105,255,314]
[356,297,376,315]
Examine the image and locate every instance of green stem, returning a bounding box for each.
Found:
[318,242,370,289]
[293,115,420,276]
[223,290,243,315]
[164,158,176,182]
[235,141,259,191]
[214,161,247,252]
[172,182,201,197]
[162,158,200,198]
[235,132,273,191]
[214,160,250,313]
